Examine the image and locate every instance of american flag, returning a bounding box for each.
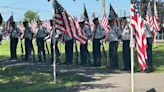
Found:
[131,0,147,70]
[101,12,108,39]
[83,4,91,30]
[153,2,160,32]
[73,15,80,29]
[145,2,155,31]
[43,19,52,31]
[2,15,14,37]
[17,23,25,39]
[91,11,96,27]
[29,20,37,32]
[109,4,122,32]
[53,0,87,44]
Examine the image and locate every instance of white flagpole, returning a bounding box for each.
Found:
[130,9,134,92]
[52,0,56,84]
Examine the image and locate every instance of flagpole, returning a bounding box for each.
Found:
[52,0,56,84]
[130,9,134,92]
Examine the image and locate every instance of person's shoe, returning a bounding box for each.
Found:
[63,62,68,64]
[9,58,14,60]
[37,60,42,62]
[145,69,152,73]
[121,68,130,71]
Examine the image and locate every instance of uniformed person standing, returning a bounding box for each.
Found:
[143,19,155,73]
[49,20,62,64]
[79,21,91,65]
[121,17,135,71]
[107,18,122,69]
[22,21,34,61]
[92,17,106,67]
[8,22,22,60]
[62,34,73,65]
[35,20,49,62]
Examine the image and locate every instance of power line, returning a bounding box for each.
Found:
[0,6,51,12]
[6,0,28,6]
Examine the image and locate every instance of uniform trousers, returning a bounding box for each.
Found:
[123,40,131,70]
[146,37,153,71]
[10,38,18,59]
[36,38,46,61]
[64,39,73,64]
[50,40,60,63]
[109,41,118,68]
[80,42,88,64]
[93,39,101,66]
[25,38,32,60]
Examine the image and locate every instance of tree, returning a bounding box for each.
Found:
[138,0,164,32]
[23,10,37,22]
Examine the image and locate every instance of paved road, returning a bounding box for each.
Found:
[0,59,164,92]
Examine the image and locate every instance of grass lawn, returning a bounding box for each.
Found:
[0,65,80,92]
[0,40,164,73]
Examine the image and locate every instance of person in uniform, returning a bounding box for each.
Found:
[8,22,22,60]
[143,19,155,73]
[22,21,34,61]
[121,17,135,71]
[92,17,106,67]
[49,20,62,64]
[62,33,73,65]
[35,20,49,62]
[79,21,91,65]
[106,18,122,69]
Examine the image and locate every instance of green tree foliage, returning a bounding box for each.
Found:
[23,10,37,22]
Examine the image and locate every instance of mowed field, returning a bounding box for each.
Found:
[0,40,164,73]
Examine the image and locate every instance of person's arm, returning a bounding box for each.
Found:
[100,26,106,39]
[116,27,122,39]
[17,27,22,36]
[147,22,155,39]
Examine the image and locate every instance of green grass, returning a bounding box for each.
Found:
[0,41,164,73]
[0,65,80,92]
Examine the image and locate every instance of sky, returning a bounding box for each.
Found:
[0,0,138,21]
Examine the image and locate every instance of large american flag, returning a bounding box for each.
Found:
[91,11,96,27]
[53,0,87,44]
[109,4,122,32]
[131,0,147,70]
[2,15,14,37]
[83,4,91,30]
[153,2,160,32]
